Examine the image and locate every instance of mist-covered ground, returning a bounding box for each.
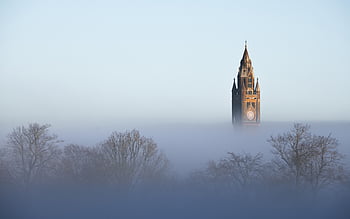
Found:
[1,184,349,219]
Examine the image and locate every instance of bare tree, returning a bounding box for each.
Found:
[61,144,106,183]
[268,123,345,192]
[192,152,263,189]
[4,123,62,185]
[100,129,169,189]
[222,152,263,188]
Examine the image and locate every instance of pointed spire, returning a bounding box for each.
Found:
[242,41,250,62]
[255,78,260,91]
[239,41,252,72]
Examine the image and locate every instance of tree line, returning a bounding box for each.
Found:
[0,124,168,190]
[192,124,348,195]
[0,123,348,194]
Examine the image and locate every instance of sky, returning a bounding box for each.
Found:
[1,0,350,127]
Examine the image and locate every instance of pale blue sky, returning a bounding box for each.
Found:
[1,0,349,126]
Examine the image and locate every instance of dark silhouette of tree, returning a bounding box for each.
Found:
[268,123,345,192]
[222,152,263,188]
[100,129,169,189]
[61,144,106,183]
[4,123,62,185]
[191,152,263,189]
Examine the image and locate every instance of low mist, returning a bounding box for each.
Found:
[1,121,349,219]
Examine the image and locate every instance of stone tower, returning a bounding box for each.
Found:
[232,42,260,125]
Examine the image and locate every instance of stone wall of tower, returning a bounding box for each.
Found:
[232,86,241,124]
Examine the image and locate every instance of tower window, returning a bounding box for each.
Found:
[247,102,251,108]
[248,83,252,88]
[248,78,252,82]
[247,91,252,95]
[252,103,255,108]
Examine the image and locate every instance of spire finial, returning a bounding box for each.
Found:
[245,40,247,48]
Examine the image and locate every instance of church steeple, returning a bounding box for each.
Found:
[232,42,260,125]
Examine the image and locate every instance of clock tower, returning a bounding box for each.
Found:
[232,42,260,125]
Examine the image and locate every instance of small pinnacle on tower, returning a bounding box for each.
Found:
[233,78,237,90]
[255,78,260,91]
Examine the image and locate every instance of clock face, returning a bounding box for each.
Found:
[247,111,255,121]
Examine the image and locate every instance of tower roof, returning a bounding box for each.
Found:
[240,41,252,67]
